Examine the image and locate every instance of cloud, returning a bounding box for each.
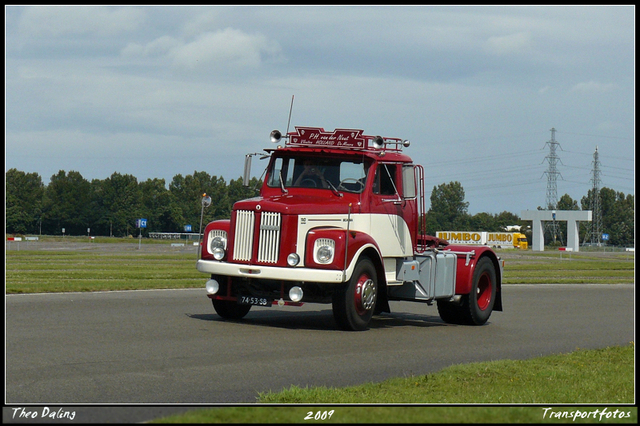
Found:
[17,6,145,38]
[121,27,283,72]
[121,36,182,58]
[571,80,617,93]
[484,31,532,55]
[6,6,634,214]
[169,28,283,70]
[596,120,622,131]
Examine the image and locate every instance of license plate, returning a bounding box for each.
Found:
[238,295,272,307]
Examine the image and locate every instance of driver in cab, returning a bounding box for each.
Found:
[294,160,329,188]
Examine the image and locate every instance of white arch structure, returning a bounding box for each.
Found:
[521,210,592,252]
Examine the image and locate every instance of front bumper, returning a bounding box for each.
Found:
[196,259,346,283]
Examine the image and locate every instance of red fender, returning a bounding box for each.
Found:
[447,244,503,311]
[305,227,381,270]
[201,220,230,261]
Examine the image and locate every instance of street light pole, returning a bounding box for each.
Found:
[197,193,212,259]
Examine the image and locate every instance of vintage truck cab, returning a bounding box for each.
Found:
[197,127,503,330]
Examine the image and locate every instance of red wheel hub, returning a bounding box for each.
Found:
[354,274,376,315]
[476,272,492,311]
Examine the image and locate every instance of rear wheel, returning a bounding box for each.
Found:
[332,257,378,331]
[212,299,252,320]
[437,257,497,325]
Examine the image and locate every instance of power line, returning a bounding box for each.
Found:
[558,130,634,141]
[420,148,541,168]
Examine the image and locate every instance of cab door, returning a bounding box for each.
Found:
[368,163,416,257]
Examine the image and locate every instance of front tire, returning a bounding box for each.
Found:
[332,257,378,331]
[212,299,252,320]
[437,256,497,325]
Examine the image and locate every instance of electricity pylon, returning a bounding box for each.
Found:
[543,128,563,244]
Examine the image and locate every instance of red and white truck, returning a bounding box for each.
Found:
[197,127,503,330]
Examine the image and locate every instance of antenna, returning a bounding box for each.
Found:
[286,95,294,136]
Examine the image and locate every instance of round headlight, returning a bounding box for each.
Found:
[211,235,226,250]
[289,286,303,302]
[287,253,300,266]
[316,245,334,264]
[212,247,225,260]
[209,234,227,260]
[206,279,220,294]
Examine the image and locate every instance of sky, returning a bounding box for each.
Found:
[5,5,635,215]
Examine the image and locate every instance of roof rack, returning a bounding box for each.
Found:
[269,127,410,152]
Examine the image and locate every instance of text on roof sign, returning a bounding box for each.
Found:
[289,127,365,148]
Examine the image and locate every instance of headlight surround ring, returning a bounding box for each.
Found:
[314,238,335,264]
[208,231,227,260]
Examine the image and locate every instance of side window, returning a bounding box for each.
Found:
[267,157,284,187]
[284,159,295,186]
[402,165,416,198]
[267,157,295,187]
[373,164,398,196]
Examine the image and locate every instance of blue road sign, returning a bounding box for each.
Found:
[602,233,609,241]
[184,225,192,232]
[137,219,147,228]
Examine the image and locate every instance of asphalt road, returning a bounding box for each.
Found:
[5,284,635,423]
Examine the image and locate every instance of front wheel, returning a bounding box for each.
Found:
[212,299,252,320]
[332,257,378,331]
[437,256,497,325]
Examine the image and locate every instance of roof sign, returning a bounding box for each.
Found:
[288,127,365,148]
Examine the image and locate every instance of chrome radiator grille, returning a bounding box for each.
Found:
[232,210,281,264]
[233,210,255,261]
[257,211,281,263]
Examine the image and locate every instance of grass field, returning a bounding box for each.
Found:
[5,238,636,423]
[499,250,635,284]
[152,344,635,423]
[5,238,634,293]
[5,250,202,293]
[256,344,635,404]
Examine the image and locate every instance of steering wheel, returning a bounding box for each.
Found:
[338,178,364,192]
[300,178,318,187]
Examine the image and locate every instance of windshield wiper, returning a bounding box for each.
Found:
[279,170,288,195]
[326,180,343,198]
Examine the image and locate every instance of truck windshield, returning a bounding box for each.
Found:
[267,156,368,193]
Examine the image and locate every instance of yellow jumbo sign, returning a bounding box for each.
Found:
[486,233,513,244]
[436,231,514,246]
[436,232,483,243]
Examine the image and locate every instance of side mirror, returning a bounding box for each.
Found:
[243,154,252,186]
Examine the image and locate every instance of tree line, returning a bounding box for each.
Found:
[6,169,634,247]
[6,169,260,237]
[424,181,634,247]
